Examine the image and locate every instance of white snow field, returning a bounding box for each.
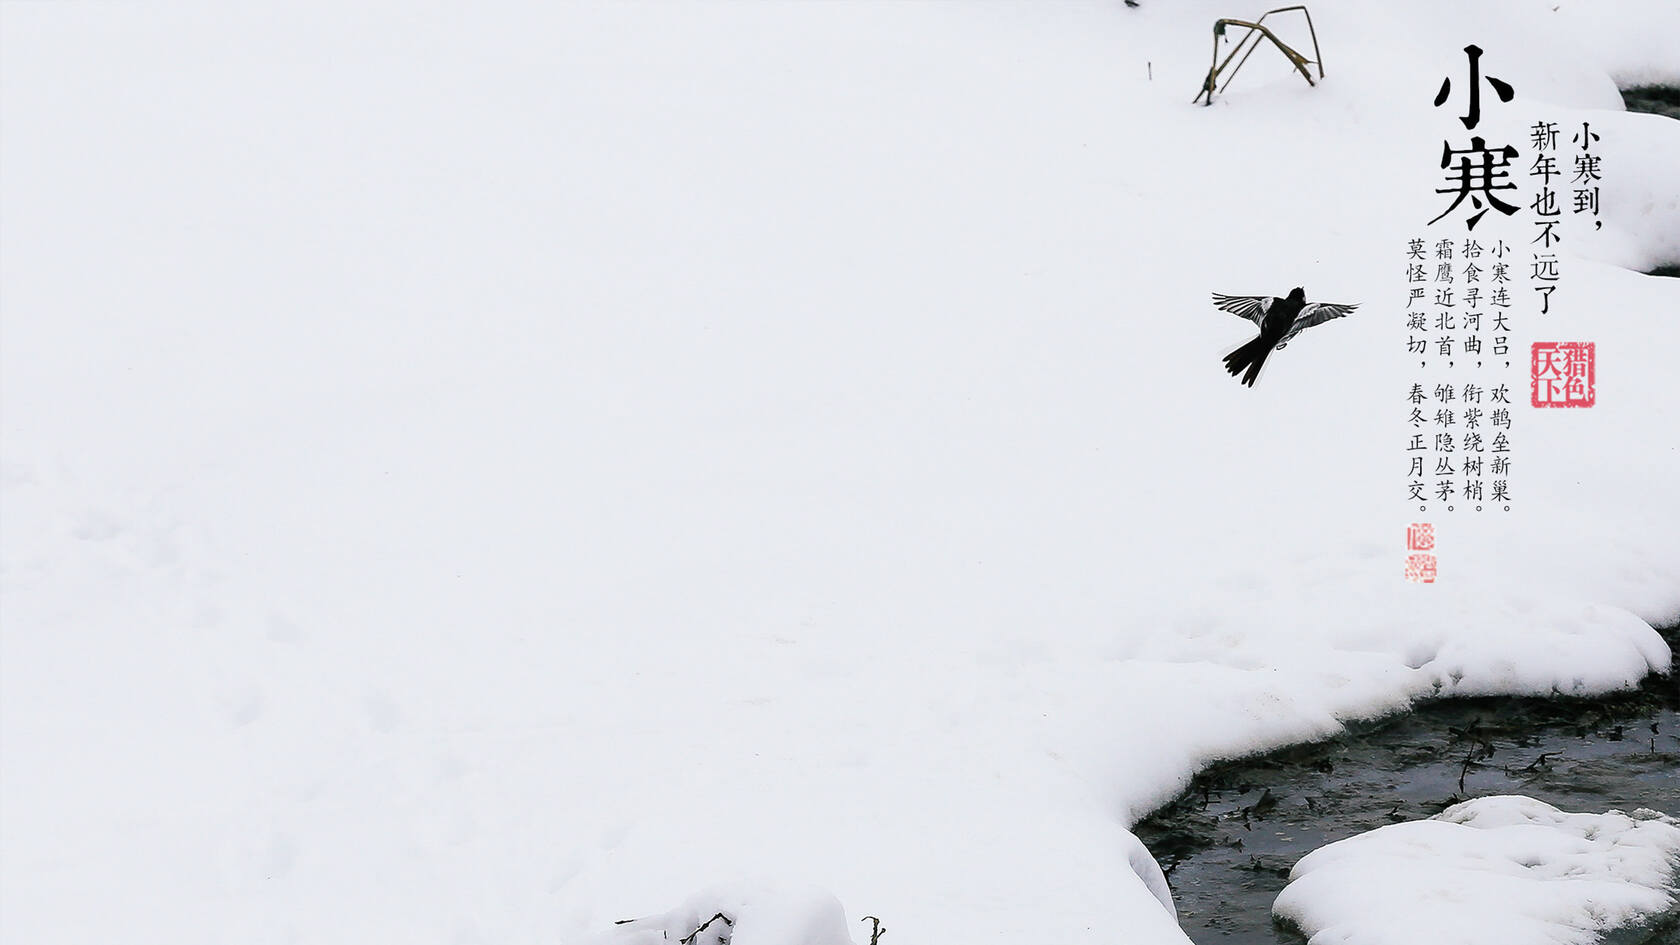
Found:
[1274,796,1680,945]
[3,2,1678,944]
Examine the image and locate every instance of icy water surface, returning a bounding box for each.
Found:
[1135,624,1680,945]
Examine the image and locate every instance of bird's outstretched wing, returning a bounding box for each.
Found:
[1279,301,1359,345]
[1211,293,1271,326]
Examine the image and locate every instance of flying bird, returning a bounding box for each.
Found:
[1212,288,1359,387]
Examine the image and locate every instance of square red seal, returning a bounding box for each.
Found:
[1407,523,1435,551]
[1531,342,1595,407]
[1405,553,1438,583]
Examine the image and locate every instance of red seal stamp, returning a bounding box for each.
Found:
[1405,553,1438,583]
[1406,523,1435,551]
[1531,342,1594,407]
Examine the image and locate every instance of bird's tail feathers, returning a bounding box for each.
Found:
[1222,335,1271,387]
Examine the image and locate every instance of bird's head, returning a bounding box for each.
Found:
[1288,287,1306,302]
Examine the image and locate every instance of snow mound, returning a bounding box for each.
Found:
[582,886,855,945]
[1273,795,1680,945]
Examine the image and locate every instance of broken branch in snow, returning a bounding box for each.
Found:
[678,913,734,945]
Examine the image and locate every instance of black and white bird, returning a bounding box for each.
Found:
[1212,288,1359,387]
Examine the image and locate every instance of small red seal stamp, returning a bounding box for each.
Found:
[1406,522,1435,551]
[1405,553,1438,583]
[1531,342,1595,407]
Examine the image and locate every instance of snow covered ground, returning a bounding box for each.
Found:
[1275,796,1680,945]
[2,2,1677,944]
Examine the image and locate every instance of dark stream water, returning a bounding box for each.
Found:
[1621,85,1680,122]
[1133,623,1680,945]
[1621,84,1680,279]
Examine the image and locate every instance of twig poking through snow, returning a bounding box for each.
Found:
[678,913,733,945]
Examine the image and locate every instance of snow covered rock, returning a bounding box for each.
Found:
[1273,795,1680,945]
